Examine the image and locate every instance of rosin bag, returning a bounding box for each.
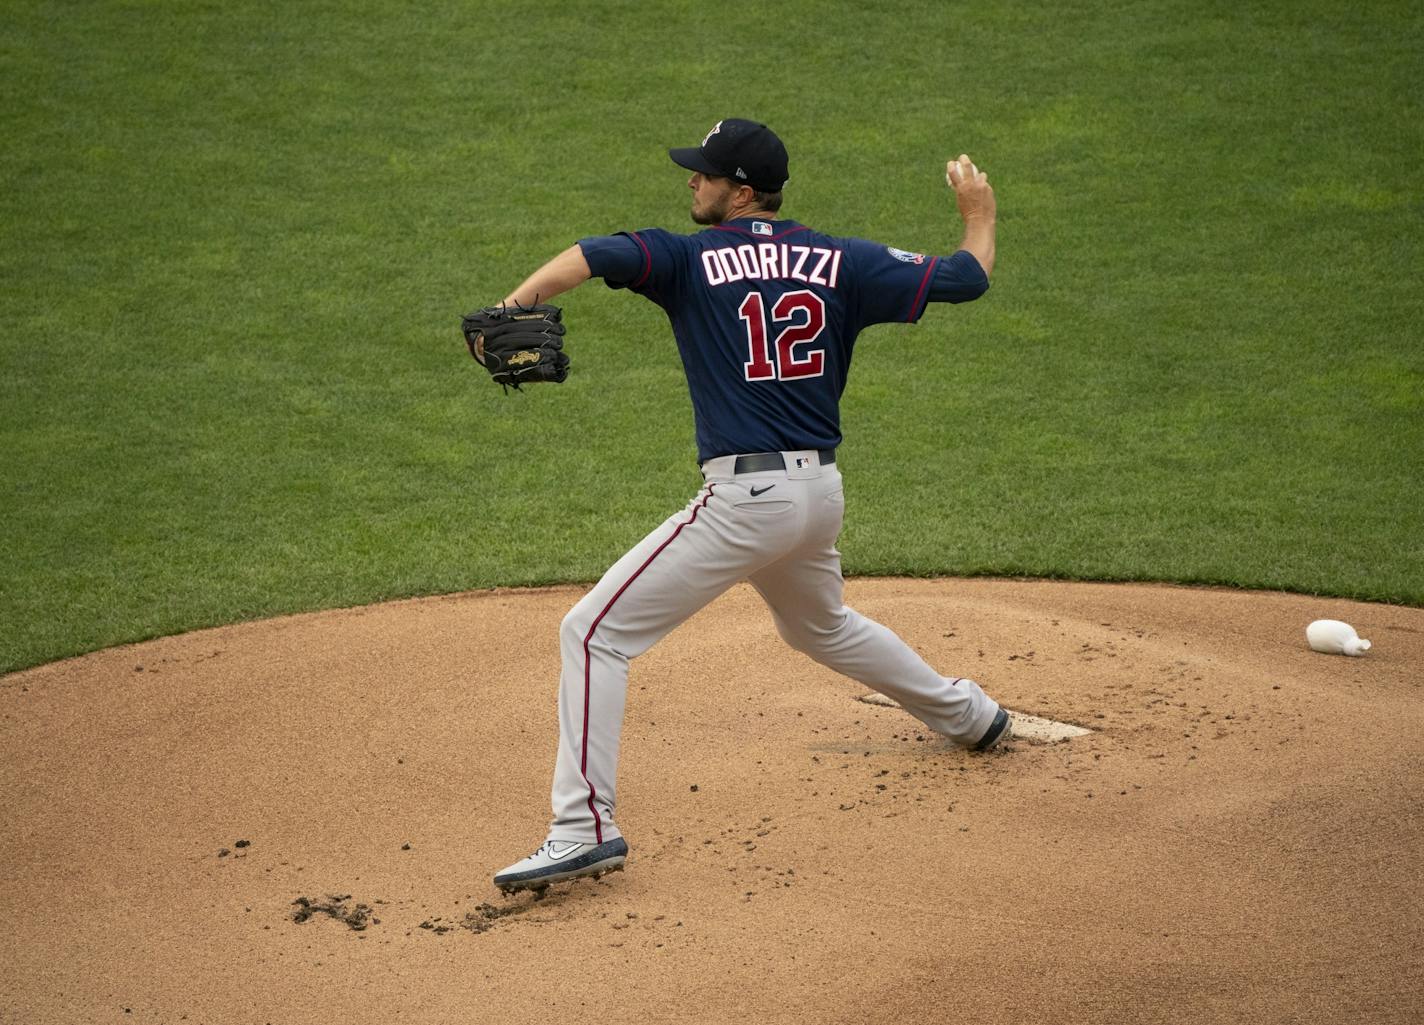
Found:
[1306,619,1372,656]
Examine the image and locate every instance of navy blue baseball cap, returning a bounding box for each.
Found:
[669,118,789,192]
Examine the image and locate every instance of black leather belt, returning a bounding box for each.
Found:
[730,449,836,474]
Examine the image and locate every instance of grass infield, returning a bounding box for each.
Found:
[2,0,1421,673]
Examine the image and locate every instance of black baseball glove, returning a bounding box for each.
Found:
[461,302,569,391]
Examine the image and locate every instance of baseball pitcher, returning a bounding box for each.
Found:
[466,119,1008,893]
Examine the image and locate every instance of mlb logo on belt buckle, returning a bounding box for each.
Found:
[795,456,811,469]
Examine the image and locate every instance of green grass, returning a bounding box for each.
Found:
[2,0,1421,673]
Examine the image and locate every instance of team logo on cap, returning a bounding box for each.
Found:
[702,121,723,146]
[887,246,926,264]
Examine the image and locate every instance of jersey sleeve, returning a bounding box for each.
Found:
[577,229,686,301]
[843,240,989,329]
[927,250,989,304]
[841,239,943,328]
[577,234,645,285]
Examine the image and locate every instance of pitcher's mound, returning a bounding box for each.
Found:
[2,578,1420,1024]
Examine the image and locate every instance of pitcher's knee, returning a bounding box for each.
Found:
[771,616,811,653]
[562,595,637,663]
[560,597,598,649]
[772,610,848,658]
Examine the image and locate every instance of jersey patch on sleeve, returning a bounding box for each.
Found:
[887,246,926,264]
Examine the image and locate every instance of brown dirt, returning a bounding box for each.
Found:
[1,578,1421,1024]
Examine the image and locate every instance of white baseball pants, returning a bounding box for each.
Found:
[547,450,1000,845]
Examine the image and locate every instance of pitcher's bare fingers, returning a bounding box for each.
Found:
[946,154,982,188]
[947,156,995,223]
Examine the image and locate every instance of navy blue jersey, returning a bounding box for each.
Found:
[579,217,987,461]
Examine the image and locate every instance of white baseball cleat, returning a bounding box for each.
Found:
[494,837,629,893]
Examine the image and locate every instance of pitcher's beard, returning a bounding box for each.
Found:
[691,196,730,225]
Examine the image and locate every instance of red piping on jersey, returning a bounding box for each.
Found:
[907,255,940,321]
[577,483,718,843]
[628,231,654,289]
[711,223,812,241]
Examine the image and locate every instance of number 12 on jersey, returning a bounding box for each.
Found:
[739,290,827,382]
